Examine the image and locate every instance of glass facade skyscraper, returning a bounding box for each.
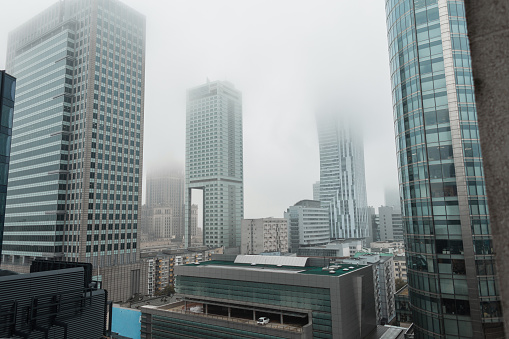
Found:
[0,71,16,261]
[316,114,368,240]
[385,0,503,337]
[3,0,145,269]
[185,80,243,249]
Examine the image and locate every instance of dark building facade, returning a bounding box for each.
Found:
[0,266,106,338]
[385,0,503,337]
[0,71,15,262]
[141,255,377,339]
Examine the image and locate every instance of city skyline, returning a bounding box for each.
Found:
[0,0,398,220]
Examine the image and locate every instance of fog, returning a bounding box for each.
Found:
[0,0,399,218]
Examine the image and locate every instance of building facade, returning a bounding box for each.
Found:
[385,0,503,337]
[241,218,288,255]
[2,0,146,301]
[140,255,376,339]
[141,246,223,296]
[0,71,15,261]
[284,200,330,253]
[312,180,320,201]
[185,80,243,250]
[145,167,185,238]
[316,114,368,239]
[378,205,404,242]
[297,239,362,258]
[343,253,396,325]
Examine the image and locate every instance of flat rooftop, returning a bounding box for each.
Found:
[184,260,366,277]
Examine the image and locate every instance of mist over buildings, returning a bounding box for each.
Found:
[0,0,399,219]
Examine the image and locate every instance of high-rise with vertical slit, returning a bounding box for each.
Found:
[185,80,243,250]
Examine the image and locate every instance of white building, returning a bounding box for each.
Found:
[185,81,243,249]
[378,206,404,242]
[297,239,362,257]
[284,200,330,253]
[241,218,288,254]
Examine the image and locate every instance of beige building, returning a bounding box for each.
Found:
[141,246,224,296]
[393,254,407,281]
[141,204,198,243]
[241,218,288,254]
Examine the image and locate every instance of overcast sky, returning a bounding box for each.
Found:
[0,0,399,218]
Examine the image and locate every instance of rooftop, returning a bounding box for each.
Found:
[184,259,366,277]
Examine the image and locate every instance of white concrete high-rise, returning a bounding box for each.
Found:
[316,114,368,239]
[185,80,243,250]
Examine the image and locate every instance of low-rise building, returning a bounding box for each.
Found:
[141,246,223,296]
[393,254,407,281]
[297,239,363,258]
[0,262,107,338]
[342,253,396,325]
[395,285,412,327]
[241,218,288,254]
[140,254,377,338]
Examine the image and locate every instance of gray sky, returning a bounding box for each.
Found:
[0,0,399,218]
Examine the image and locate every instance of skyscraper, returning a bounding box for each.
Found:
[145,167,185,239]
[316,114,368,240]
[385,1,503,337]
[0,71,15,261]
[2,0,146,301]
[185,80,243,249]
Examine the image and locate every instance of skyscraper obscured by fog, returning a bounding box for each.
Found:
[185,80,243,249]
[385,0,503,337]
[145,167,184,239]
[316,114,368,239]
[2,0,146,301]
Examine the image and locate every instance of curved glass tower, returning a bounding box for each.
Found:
[385,0,503,338]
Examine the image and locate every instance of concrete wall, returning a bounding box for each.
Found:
[464,1,509,334]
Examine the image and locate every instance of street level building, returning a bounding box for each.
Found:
[241,218,288,255]
[140,254,377,338]
[2,0,146,302]
[185,80,243,250]
[385,0,503,336]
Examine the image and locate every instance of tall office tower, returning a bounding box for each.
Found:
[185,80,243,249]
[378,206,404,242]
[145,167,184,238]
[385,1,503,337]
[146,167,184,208]
[313,180,320,201]
[316,114,369,239]
[2,0,146,300]
[0,71,15,261]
